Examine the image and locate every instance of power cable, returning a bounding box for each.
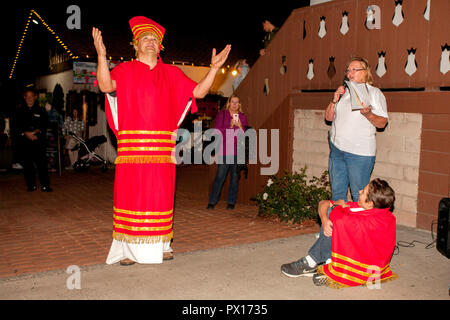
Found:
[393,220,437,255]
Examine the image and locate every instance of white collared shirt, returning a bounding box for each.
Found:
[330,84,388,156]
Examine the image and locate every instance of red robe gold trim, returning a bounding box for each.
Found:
[105,60,197,245]
[317,203,398,288]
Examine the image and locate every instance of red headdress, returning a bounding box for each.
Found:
[129,16,165,49]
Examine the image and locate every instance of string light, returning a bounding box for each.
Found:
[8,9,237,79]
[8,9,78,79]
[9,12,32,79]
[30,10,77,59]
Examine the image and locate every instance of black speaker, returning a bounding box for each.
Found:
[436,198,450,259]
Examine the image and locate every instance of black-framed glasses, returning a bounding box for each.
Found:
[346,68,365,74]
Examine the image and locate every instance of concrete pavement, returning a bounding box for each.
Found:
[0,224,448,300]
[0,164,448,304]
[0,165,316,279]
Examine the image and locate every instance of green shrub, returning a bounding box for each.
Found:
[255,167,331,224]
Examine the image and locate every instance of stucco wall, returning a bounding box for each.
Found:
[292,109,422,228]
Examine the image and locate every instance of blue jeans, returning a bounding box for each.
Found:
[308,208,332,264]
[328,141,375,202]
[208,155,239,205]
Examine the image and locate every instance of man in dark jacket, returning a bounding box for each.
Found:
[16,87,52,192]
[260,19,279,56]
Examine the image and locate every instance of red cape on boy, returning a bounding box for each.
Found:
[317,202,398,288]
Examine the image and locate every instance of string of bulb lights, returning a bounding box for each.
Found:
[9,9,79,79]
[9,9,238,79]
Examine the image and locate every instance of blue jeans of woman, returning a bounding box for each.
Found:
[208,155,239,206]
[308,207,332,264]
[329,141,375,202]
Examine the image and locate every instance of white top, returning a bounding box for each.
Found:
[329,84,388,156]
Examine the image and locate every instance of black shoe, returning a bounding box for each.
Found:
[281,257,317,278]
[41,186,53,192]
[312,273,328,286]
[226,203,235,210]
[206,204,214,210]
[27,185,37,192]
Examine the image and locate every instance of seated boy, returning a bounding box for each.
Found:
[281,178,397,288]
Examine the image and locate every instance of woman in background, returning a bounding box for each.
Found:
[207,94,248,210]
[63,108,84,168]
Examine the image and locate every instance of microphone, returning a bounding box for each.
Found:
[342,76,349,90]
[335,77,349,103]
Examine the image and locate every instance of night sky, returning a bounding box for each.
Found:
[1,0,310,103]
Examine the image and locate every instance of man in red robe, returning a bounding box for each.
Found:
[281,178,397,288]
[92,16,231,265]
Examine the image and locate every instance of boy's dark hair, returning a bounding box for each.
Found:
[367,178,395,209]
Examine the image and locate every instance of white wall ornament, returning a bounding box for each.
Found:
[424,0,431,21]
[376,51,387,78]
[405,48,417,76]
[340,11,349,35]
[392,0,404,27]
[318,16,327,38]
[366,5,381,30]
[440,44,450,75]
[307,59,314,80]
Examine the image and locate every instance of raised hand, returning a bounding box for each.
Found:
[193,44,232,99]
[91,27,116,93]
[92,27,107,57]
[211,45,231,69]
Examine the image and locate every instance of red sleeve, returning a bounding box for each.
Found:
[346,201,360,208]
[329,204,359,222]
[170,66,198,125]
[109,62,125,81]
